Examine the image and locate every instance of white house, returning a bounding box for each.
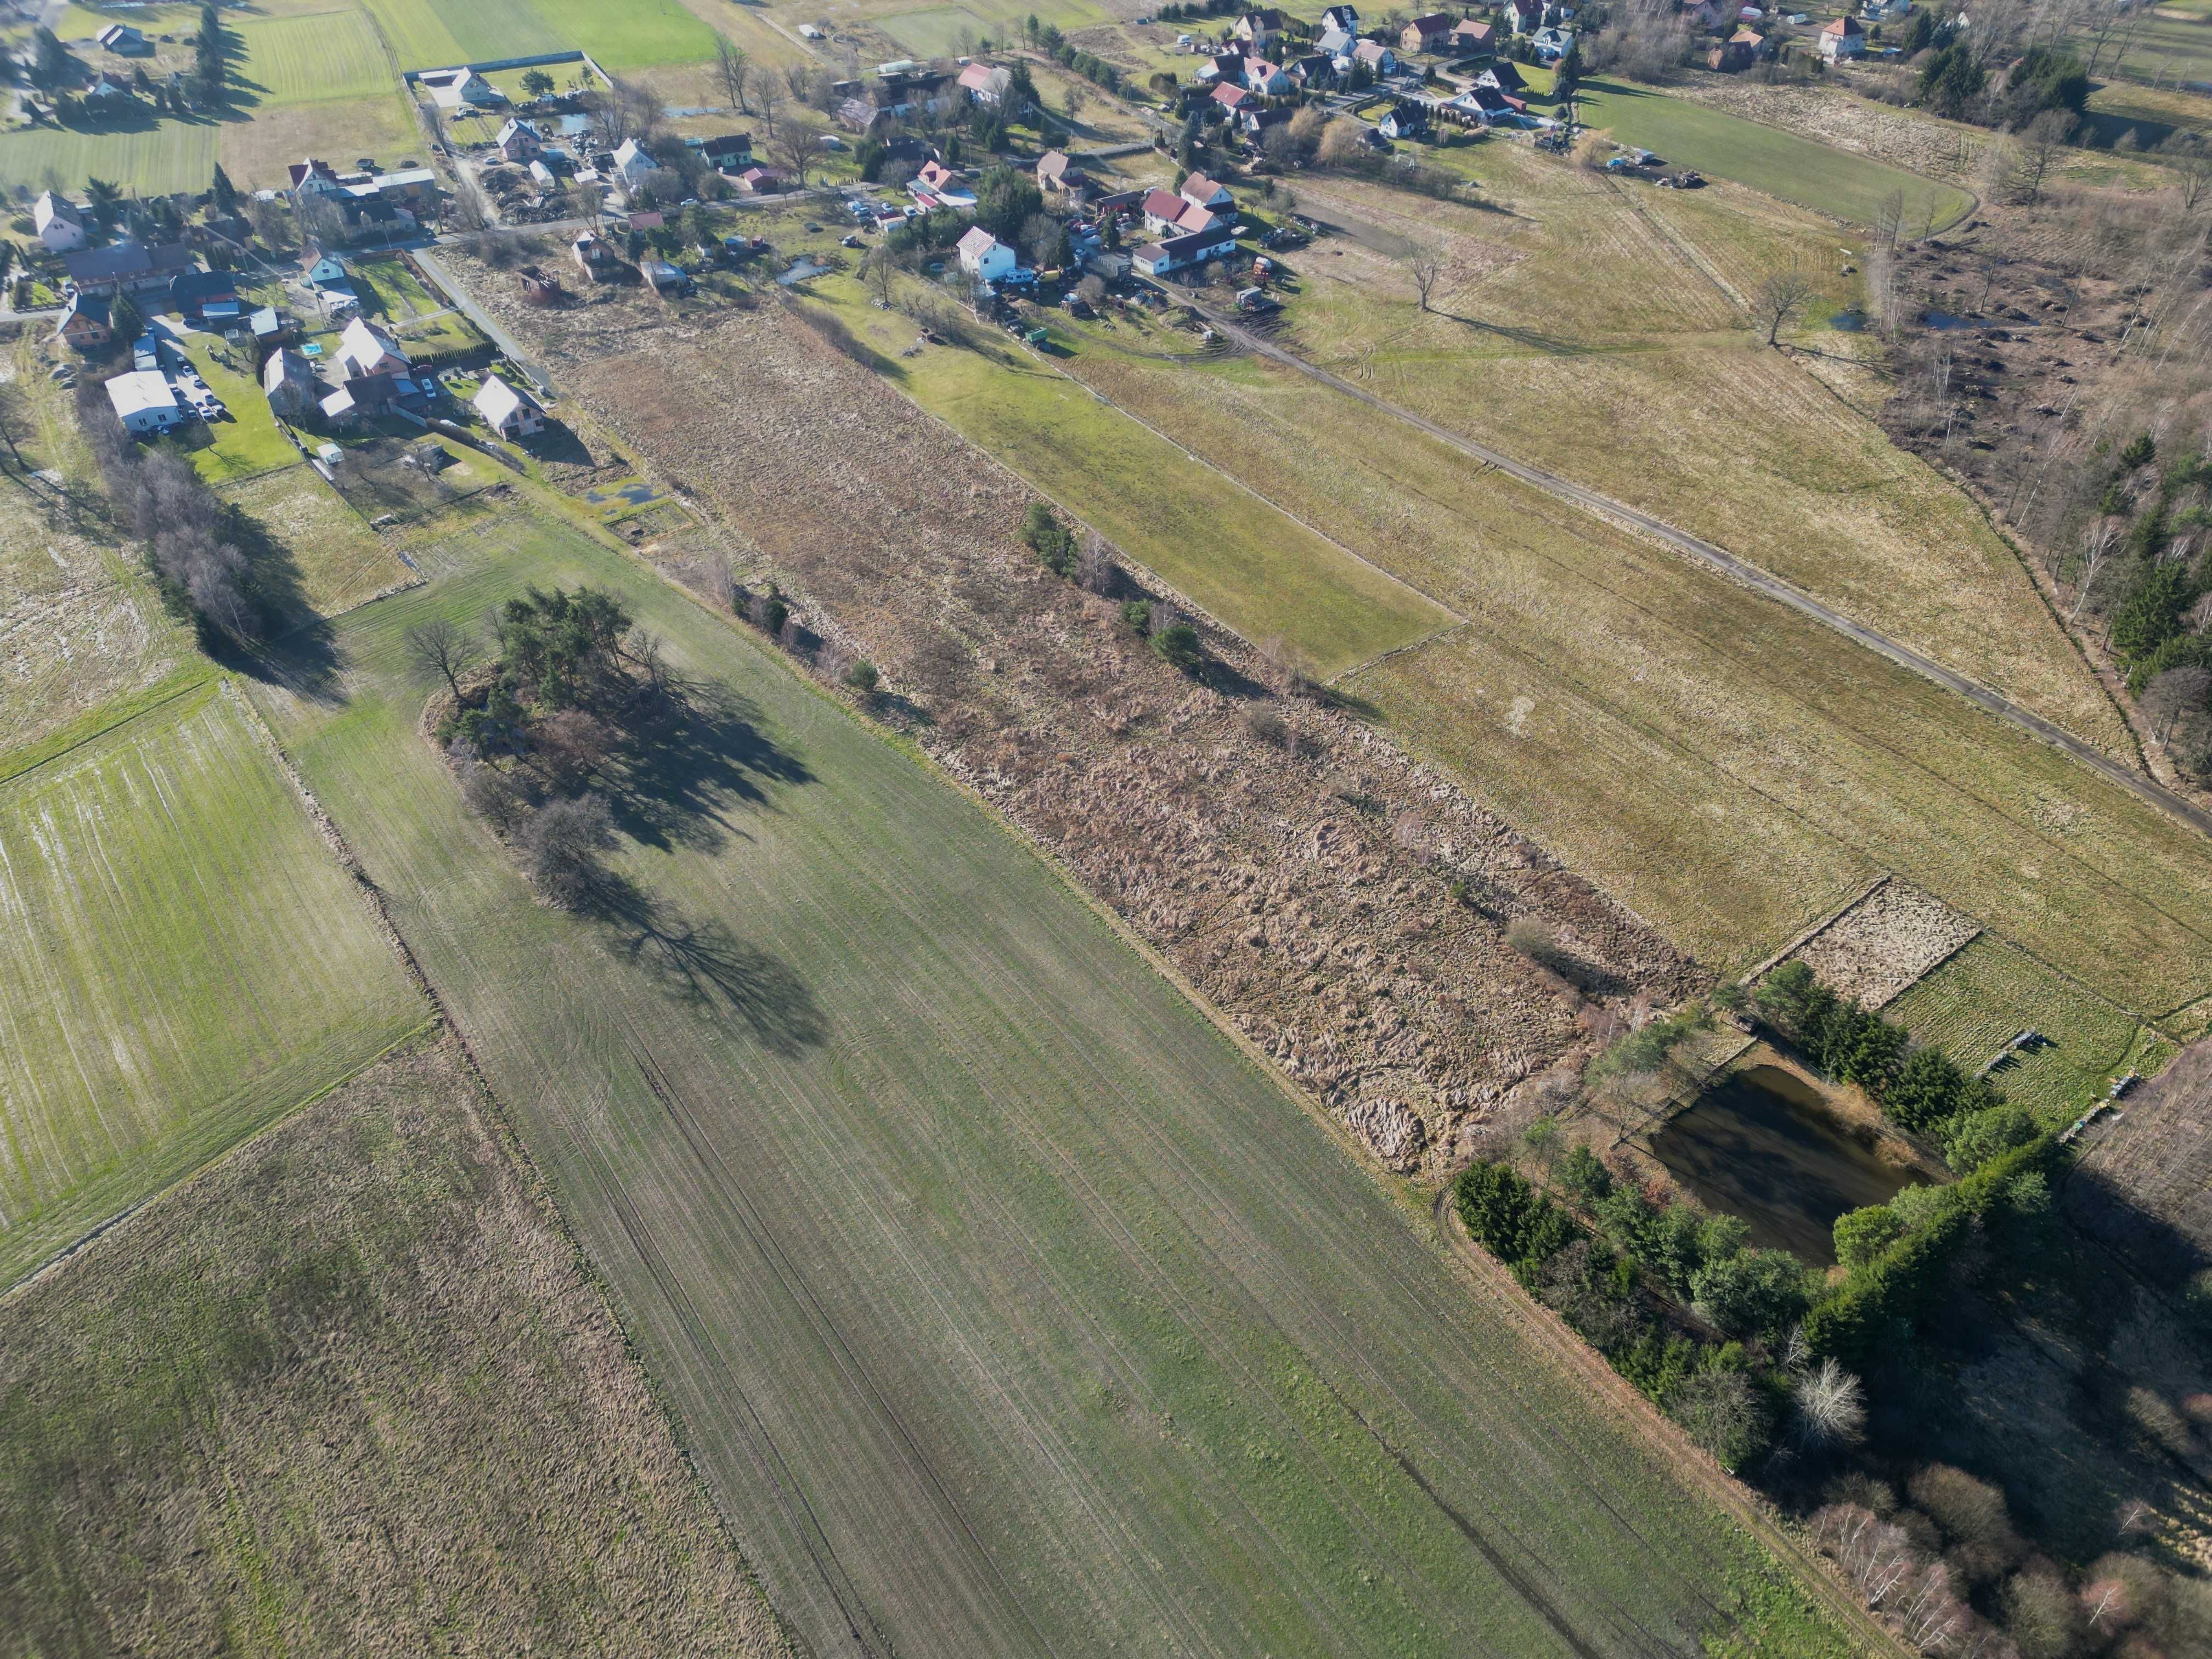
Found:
[1316,26,1357,61]
[1819,14,1866,58]
[1232,8,1287,50]
[336,316,409,381]
[33,190,84,252]
[473,375,544,438]
[94,23,151,54]
[1243,57,1291,94]
[956,225,1018,283]
[1350,40,1398,75]
[1859,0,1910,18]
[418,66,500,110]
[495,117,543,163]
[611,137,676,199]
[105,370,181,435]
[1179,171,1235,211]
[957,61,1013,105]
[1319,5,1362,36]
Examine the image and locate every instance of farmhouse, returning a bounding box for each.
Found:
[336,316,409,382]
[473,375,545,438]
[956,225,1018,284]
[104,370,181,435]
[1132,227,1231,280]
[1181,172,1235,211]
[957,61,1013,105]
[495,118,543,163]
[573,230,619,280]
[1232,8,1286,50]
[1037,150,1085,193]
[94,23,151,54]
[1142,187,1224,237]
[1819,14,1866,57]
[287,158,346,199]
[1350,40,1398,74]
[54,291,111,353]
[1316,26,1357,61]
[61,241,194,294]
[611,138,676,199]
[700,132,753,172]
[1400,13,1454,52]
[1243,57,1291,94]
[419,66,500,110]
[1479,60,1528,92]
[1452,18,1498,52]
[261,348,321,423]
[33,191,84,252]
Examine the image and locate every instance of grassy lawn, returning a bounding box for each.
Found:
[0,1037,791,1659]
[1573,78,1974,232]
[527,0,721,67]
[1886,936,2175,1122]
[807,274,1452,678]
[231,7,396,106]
[171,330,303,483]
[217,466,413,615]
[250,501,1868,1659]
[0,681,427,1285]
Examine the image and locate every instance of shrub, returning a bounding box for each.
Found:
[1022,501,1077,576]
[1119,599,1152,632]
[1690,1248,1810,1343]
[751,592,789,635]
[1557,1144,1613,1206]
[1668,1364,1772,1471]
[1939,1105,2038,1174]
[844,659,879,693]
[1150,622,1203,672]
[521,793,617,909]
[1832,1204,1904,1271]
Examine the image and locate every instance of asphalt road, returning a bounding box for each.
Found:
[1190,300,2212,843]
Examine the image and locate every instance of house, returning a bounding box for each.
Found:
[61,241,193,294]
[1531,24,1576,58]
[915,157,962,196]
[1709,25,1764,68]
[1859,0,1910,18]
[33,190,84,252]
[1316,26,1357,61]
[474,374,545,438]
[573,229,618,279]
[303,251,349,289]
[701,132,753,172]
[1451,18,1498,53]
[54,290,111,352]
[1449,83,1521,122]
[287,158,346,199]
[1210,82,1255,114]
[1242,105,1293,139]
[611,137,675,198]
[1400,13,1454,52]
[83,75,131,105]
[956,225,1018,283]
[105,370,181,435]
[1350,40,1398,75]
[1243,57,1291,94]
[261,348,320,422]
[1478,60,1528,92]
[1180,171,1234,211]
[1319,5,1362,35]
[495,118,543,163]
[250,305,291,346]
[417,66,500,110]
[1819,14,1866,56]
[94,23,152,53]
[1132,227,1231,279]
[1377,100,1429,139]
[1509,0,1574,32]
[644,258,690,294]
[373,168,438,204]
[340,191,414,239]
[336,316,408,381]
[168,268,239,320]
[1233,8,1287,49]
[1286,53,1337,87]
[731,165,785,195]
[1194,50,1245,84]
[1037,149,1075,190]
[1143,186,1197,234]
[957,61,1013,105]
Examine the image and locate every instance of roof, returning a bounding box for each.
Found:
[62,242,192,284]
[1182,171,1227,201]
[1142,188,1188,221]
[171,269,238,301]
[957,61,1010,91]
[1244,57,1283,77]
[701,132,753,157]
[33,190,81,227]
[917,159,958,189]
[341,316,408,368]
[957,225,1003,258]
[1821,14,1863,32]
[497,117,539,143]
[1210,82,1253,107]
[1037,149,1071,179]
[58,290,109,329]
[1407,13,1454,32]
[1351,39,1391,61]
[474,375,531,426]
[319,386,356,419]
[250,306,282,334]
[262,348,313,392]
[1453,17,1496,35]
[105,370,176,419]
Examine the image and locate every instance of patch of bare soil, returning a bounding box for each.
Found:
[0,1036,790,1658]
[1786,877,1981,1009]
[465,261,1700,1175]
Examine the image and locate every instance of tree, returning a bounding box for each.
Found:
[1008,59,1039,113]
[29,27,70,92]
[974,165,1044,241]
[210,163,238,216]
[769,117,819,187]
[1789,1357,1866,1449]
[1756,266,1816,346]
[193,2,226,105]
[521,793,618,909]
[1690,1248,1809,1341]
[1939,1105,2038,1174]
[407,617,477,702]
[862,246,898,306]
[2143,664,2212,744]
[1405,236,1448,313]
[1022,210,1067,271]
[1668,1365,1771,1471]
[1833,1204,1904,1271]
[714,37,752,115]
[2008,109,2074,205]
[522,67,556,99]
[1151,620,1204,672]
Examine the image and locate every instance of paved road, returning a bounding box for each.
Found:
[411,247,557,398]
[1190,300,2212,843]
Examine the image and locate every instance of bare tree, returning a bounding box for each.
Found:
[406,617,476,702]
[714,36,752,115]
[2070,521,2118,621]
[1404,237,1448,313]
[1756,266,1818,346]
[2142,665,2212,745]
[1788,1358,1866,1449]
[2008,109,2075,205]
[758,78,781,138]
[769,116,818,186]
[864,246,898,305]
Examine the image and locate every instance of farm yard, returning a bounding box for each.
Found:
[0,681,426,1286]
[0,1036,794,1659]
[245,499,1871,1659]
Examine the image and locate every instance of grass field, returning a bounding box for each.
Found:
[171,333,305,484]
[250,503,1870,1659]
[0,93,412,195]
[232,7,397,106]
[1576,80,1974,232]
[0,681,426,1286]
[2074,5,2212,90]
[877,6,995,56]
[1886,936,2174,1121]
[217,467,413,616]
[0,1036,792,1659]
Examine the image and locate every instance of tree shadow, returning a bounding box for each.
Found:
[214,501,341,699]
[588,875,828,1057]
[598,681,813,856]
[1434,311,1585,355]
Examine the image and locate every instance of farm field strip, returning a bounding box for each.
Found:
[232,7,396,105]
[251,507,1865,1659]
[0,680,427,1285]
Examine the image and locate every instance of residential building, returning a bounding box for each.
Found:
[168,268,239,319]
[1860,0,1910,18]
[1232,9,1287,50]
[1531,24,1576,58]
[417,66,500,110]
[1350,39,1397,74]
[287,157,346,199]
[1819,14,1866,55]
[54,290,111,352]
[1243,57,1291,94]
[957,61,1013,105]
[1377,100,1428,139]
[303,251,349,289]
[1478,60,1529,92]
[837,97,887,133]
[956,225,1018,283]
[573,229,618,279]
[495,118,543,163]
[611,137,675,199]
[33,190,84,252]
[1709,25,1764,68]
[336,315,408,382]
[1319,5,1362,36]
[1400,13,1454,52]
[915,157,962,196]
[250,306,291,346]
[373,167,438,203]
[1451,18,1498,52]
[1316,26,1357,61]
[474,375,545,438]
[94,23,151,53]
[1132,227,1231,279]
[261,348,320,422]
[105,370,181,435]
[1241,105,1293,139]
[1194,50,1245,84]
[1037,150,1077,191]
[1180,171,1234,211]
[1286,53,1337,87]
[61,241,193,294]
[1506,0,1555,32]
[1210,82,1255,115]
[731,165,785,194]
[701,132,753,172]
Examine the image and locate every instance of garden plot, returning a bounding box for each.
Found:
[0,682,426,1284]
[1781,877,1982,1011]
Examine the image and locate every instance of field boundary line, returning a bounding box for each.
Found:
[1737,872,1894,985]
[1324,619,1470,686]
[0,670,216,790]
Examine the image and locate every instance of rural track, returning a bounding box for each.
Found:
[1189,301,2212,845]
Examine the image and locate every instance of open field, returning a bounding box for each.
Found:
[251,503,1870,1658]
[216,466,413,616]
[1884,935,2172,1121]
[0,93,414,195]
[0,1035,793,1659]
[2073,5,2212,91]
[1574,79,1975,232]
[0,681,426,1285]
[358,0,719,69]
[232,7,397,106]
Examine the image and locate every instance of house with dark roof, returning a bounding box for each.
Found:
[1210,82,1255,114]
[701,132,754,172]
[168,268,239,319]
[1286,53,1337,87]
[1194,50,1245,85]
[1477,60,1528,92]
[54,290,111,352]
[1710,25,1765,69]
[261,348,320,422]
[61,241,194,294]
[1132,224,1234,280]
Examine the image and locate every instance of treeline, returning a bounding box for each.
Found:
[1024,20,1124,94]
[1020,504,1206,671]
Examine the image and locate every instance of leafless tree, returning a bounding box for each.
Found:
[522,792,619,909]
[2143,665,2211,745]
[1756,266,1818,346]
[864,246,897,305]
[769,116,818,186]
[1788,1358,1866,1449]
[714,36,752,115]
[2008,109,2075,205]
[2070,521,2118,621]
[758,79,781,139]
[1405,237,1448,313]
[406,617,476,701]
[1076,531,1114,595]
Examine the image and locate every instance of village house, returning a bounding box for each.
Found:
[1194,50,1245,84]
[93,22,151,54]
[495,117,543,164]
[1286,53,1336,87]
[1819,14,1866,57]
[1452,18,1498,53]
[417,66,500,110]
[250,306,292,347]
[61,241,194,295]
[1507,0,1571,33]
[1210,81,1256,115]
[287,158,346,200]
[572,229,619,279]
[730,165,785,194]
[1350,39,1398,75]
[105,370,182,435]
[1132,225,1231,280]
[1377,100,1429,139]
[474,375,545,438]
[1319,5,1362,36]
[54,291,111,352]
[956,225,1018,284]
[261,348,321,423]
[1316,26,1357,62]
[33,190,84,252]
[1243,57,1291,94]
[167,268,240,322]
[838,97,887,133]
[1709,25,1765,68]
[1478,59,1528,92]
[1180,171,1235,211]
[336,315,409,383]
[1400,13,1455,53]
[701,132,753,173]
[373,167,438,205]
[957,61,1013,105]
[1037,150,1091,198]
[611,137,677,200]
[1232,8,1288,50]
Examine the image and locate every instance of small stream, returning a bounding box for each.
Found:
[1650,1065,1927,1265]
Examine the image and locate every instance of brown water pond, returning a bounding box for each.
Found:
[1649,1064,1929,1266]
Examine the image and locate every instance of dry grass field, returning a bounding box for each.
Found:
[246,501,1872,1658]
[217,467,415,617]
[0,682,426,1286]
[0,1036,793,1659]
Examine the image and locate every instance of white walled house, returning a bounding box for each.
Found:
[34,191,85,252]
[474,375,545,438]
[956,226,1018,284]
[105,370,181,435]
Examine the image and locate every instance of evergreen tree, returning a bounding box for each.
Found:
[211,163,239,215]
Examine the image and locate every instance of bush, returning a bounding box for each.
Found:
[1557,1144,1613,1206]
[844,659,879,693]
[1690,1248,1810,1343]
[1119,599,1152,632]
[1668,1365,1772,1471]
[1022,501,1077,576]
[1455,1161,1576,1277]
[1939,1105,2038,1175]
[1150,622,1203,672]
[521,793,618,909]
[1832,1204,1903,1271]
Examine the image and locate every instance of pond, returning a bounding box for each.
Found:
[1649,1064,1928,1266]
